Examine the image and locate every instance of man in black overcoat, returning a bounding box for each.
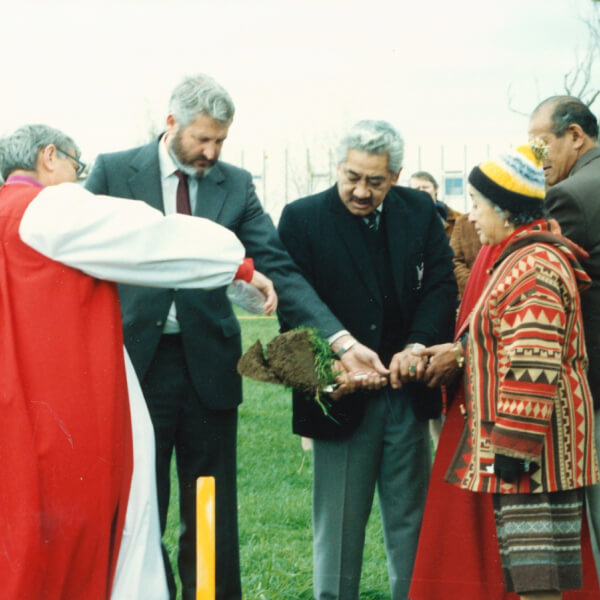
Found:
[278,120,457,600]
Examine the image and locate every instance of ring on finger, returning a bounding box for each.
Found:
[409,364,416,375]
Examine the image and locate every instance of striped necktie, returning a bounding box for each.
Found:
[365,211,379,231]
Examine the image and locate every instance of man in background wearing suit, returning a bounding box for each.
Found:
[529,95,600,575]
[278,120,457,600]
[85,74,387,600]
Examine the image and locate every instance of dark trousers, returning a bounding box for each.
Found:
[141,334,241,600]
[312,388,430,599]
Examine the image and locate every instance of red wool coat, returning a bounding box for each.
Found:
[447,224,599,494]
[0,182,133,599]
[410,241,600,599]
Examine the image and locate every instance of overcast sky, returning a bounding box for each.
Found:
[2,0,598,203]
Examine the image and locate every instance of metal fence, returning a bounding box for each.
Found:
[232,142,505,224]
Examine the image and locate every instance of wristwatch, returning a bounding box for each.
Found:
[452,341,465,369]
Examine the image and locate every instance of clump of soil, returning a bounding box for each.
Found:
[237,328,334,396]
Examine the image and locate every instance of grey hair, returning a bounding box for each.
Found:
[491,202,510,222]
[168,73,235,127]
[533,96,599,141]
[0,124,80,181]
[336,120,404,174]
[490,196,545,226]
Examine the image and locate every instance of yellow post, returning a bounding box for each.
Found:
[196,476,215,600]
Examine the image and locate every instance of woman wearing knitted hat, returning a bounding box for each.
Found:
[409,146,600,600]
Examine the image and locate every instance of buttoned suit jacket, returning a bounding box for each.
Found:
[278,184,457,439]
[85,138,343,409]
[545,146,600,407]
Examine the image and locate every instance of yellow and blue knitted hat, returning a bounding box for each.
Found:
[468,145,545,213]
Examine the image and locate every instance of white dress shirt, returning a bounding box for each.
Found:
[157,138,202,332]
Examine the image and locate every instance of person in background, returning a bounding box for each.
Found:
[449,212,481,298]
[529,95,600,579]
[0,123,274,600]
[409,170,462,238]
[85,73,388,600]
[409,169,464,447]
[278,120,457,600]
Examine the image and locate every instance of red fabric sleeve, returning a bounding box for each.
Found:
[234,257,254,282]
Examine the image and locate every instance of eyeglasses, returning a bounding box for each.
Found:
[56,147,87,177]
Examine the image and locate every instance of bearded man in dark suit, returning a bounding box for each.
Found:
[85,74,388,600]
[278,120,457,600]
[529,95,600,575]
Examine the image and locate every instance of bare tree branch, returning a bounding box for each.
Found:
[508,0,599,112]
[507,83,530,117]
[563,20,599,105]
[587,89,600,106]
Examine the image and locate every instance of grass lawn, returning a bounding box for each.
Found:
[164,314,389,599]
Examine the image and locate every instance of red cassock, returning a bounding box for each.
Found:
[0,183,133,598]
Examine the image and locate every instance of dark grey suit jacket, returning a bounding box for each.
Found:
[545,146,600,406]
[278,184,457,439]
[85,138,343,409]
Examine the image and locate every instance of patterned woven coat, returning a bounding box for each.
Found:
[447,221,599,494]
